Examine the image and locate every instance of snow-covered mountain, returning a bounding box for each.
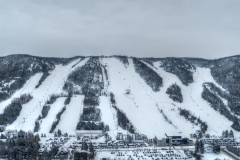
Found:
[1,54,240,140]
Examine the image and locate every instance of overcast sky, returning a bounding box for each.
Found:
[0,0,239,59]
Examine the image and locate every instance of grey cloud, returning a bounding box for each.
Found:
[0,0,240,59]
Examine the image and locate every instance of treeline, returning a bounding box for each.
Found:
[34,94,63,132]
[179,108,208,134]
[226,145,240,157]
[0,55,55,96]
[35,72,50,88]
[166,83,183,103]
[0,92,10,102]
[76,121,105,131]
[83,96,99,107]
[49,106,66,133]
[74,141,95,160]
[209,56,240,97]
[64,57,104,96]
[132,58,163,92]
[160,58,195,86]
[0,94,33,126]
[202,84,240,131]
[114,56,129,67]
[12,93,33,104]
[76,96,109,131]
[80,107,101,122]
[0,130,41,159]
[222,130,234,138]
[204,82,240,115]
[110,92,135,134]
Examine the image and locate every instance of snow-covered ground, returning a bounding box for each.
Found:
[39,97,66,134]
[5,58,89,132]
[0,56,239,142]
[0,73,43,114]
[55,95,84,135]
[102,57,240,139]
[99,96,128,140]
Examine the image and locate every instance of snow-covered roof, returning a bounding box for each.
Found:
[75,130,102,134]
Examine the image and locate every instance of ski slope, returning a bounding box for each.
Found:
[38,97,66,134]
[102,57,240,139]
[99,96,128,140]
[55,95,84,135]
[0,73,43,114]
[1,56,239,140]
[6,58,89,132]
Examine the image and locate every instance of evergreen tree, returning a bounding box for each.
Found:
[229,130,234,138]
[81,141,88,151]
[195,139,200,153]
[225,130,229,138]
[199,140,204,154]
[57,129,62,137]
[222,131,225,138]
[198,132,203,139]
[89,142,94,152]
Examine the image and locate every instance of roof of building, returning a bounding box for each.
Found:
[76,130,102,134]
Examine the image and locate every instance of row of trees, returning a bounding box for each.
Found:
[222,130,234,138]
[34,94,64,132]
[76,121,105,130]
[132,58,163,92]
[179,108,208,134]
[49,106,66,133]
[226,145,240,157]
[0,94,33,126]
[35,72,50,88]
[202,84,240,131]
[49,94,72,133]
[203,82,240,116]
[110,92,135,134]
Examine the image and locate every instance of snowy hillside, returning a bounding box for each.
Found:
[0,54,240,142]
